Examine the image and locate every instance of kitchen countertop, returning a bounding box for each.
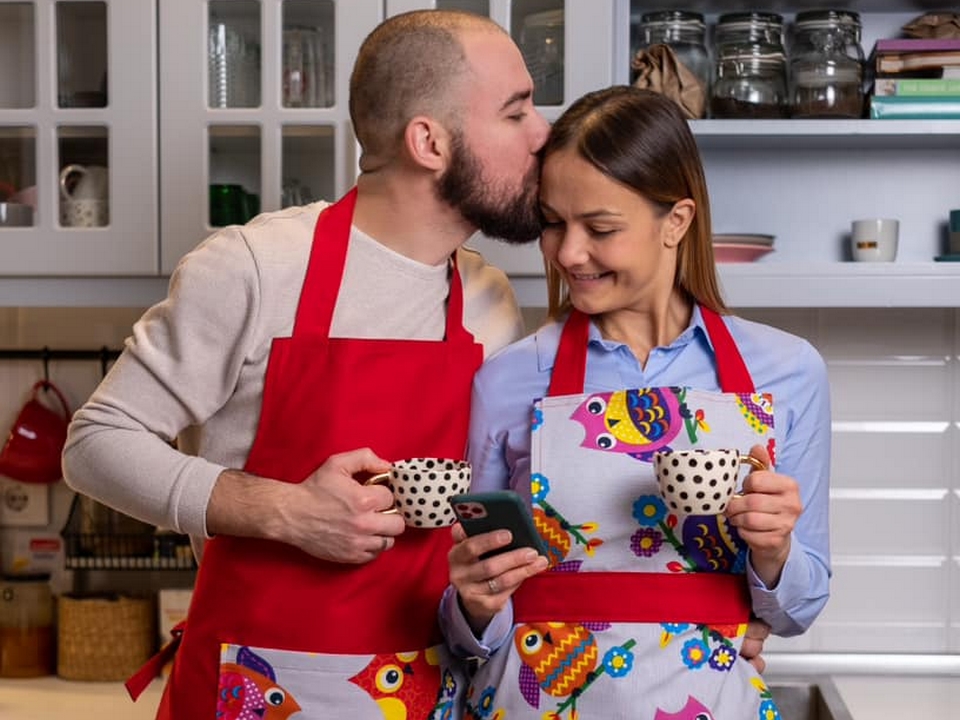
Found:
[2,671,959,718]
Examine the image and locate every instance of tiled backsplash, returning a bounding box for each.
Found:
[1,306,958,654]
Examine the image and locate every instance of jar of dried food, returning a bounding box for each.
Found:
[634,10,710,118]
[711,12,789,119]
[789,9,865,118]
[0,573,55,678]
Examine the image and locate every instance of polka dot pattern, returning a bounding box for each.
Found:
[653,449,743,515]
[391,458,471,528]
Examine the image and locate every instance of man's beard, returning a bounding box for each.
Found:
[437,132,542,245]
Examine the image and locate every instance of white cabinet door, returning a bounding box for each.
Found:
[0,0,158,275]
[158,0,382,274]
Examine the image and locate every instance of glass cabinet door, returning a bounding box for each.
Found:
[159,0,382,274]
[0,0,158,275]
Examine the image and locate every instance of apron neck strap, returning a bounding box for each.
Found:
[547,309,590,397]
[548,305,755,396]
[294,188,356,337]
[699,305,755,393]
[293,187,471,343]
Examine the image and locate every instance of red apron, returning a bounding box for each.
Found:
[150,189,482,719]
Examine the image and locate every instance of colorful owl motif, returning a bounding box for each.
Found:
[348,649,442,720]
[681,514,746,573]
[736,393,774,435]
[515,622,598,705]
[570,388,682,460]
[654,695,715,720]
[217,646,301,720]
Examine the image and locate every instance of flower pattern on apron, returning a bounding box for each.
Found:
[464,309,782,720]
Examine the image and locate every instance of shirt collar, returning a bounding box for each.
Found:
[535,304,713,373]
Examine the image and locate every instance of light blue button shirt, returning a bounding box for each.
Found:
[440,306,832,658]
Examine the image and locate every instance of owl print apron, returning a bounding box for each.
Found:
[131,189,481,720]
[463,308,781,720]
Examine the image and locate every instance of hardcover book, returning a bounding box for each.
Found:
[869,94,960,119]
[874,38,960,53]
[872,38,960,74]
[873,77,960,96]
[875,51,960,74]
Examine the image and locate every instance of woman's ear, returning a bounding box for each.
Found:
[662,198,696,248]
[403,116,449,172]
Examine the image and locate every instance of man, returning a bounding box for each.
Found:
[62,11,547,720]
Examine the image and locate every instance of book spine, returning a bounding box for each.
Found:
[874,38,960,53]
[874,78,960,96]
[870,95,960,119]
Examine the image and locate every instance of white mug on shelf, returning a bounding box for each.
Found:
[59,165,109,227]
[850,218,899,262]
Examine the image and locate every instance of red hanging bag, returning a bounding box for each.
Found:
[0,380,71,484]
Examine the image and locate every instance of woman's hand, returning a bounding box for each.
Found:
[724,444,803,588]
[448,522,549,637]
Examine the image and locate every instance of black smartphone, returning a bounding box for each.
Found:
[449,490,549,559]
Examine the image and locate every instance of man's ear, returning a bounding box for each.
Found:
[663,198,696,248]
[403,115,449,172]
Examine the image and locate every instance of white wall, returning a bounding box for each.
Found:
[1,305,958,653]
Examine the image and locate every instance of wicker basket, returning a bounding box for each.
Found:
[57,593,157,681]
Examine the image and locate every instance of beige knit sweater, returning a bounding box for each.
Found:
[62,202,525,538]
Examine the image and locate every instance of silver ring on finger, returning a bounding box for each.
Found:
[381,536,390,553]
[487,577,499,594]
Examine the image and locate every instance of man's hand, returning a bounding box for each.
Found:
[207,448,406,564]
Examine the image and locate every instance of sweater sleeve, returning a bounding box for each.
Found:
[61,229,264,537]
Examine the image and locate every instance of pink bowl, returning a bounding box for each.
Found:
[713,243,774,263]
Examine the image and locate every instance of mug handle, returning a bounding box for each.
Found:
[32,380,71,420]
[59,164,87,201]
[739,454,766,472]
[364,472,399,514]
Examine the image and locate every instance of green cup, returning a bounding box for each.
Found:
[209,184,246,227]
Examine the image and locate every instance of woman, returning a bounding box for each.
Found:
[439,86,831,719]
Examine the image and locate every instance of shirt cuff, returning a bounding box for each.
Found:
[439,586,515,659]
[746,541,807,636]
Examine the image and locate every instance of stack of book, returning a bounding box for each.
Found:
[869,37,960,118]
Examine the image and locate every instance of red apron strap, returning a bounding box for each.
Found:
[445,252,474,344]
[547,309,590,397]
[291,187,472,343]
[699,305,755,393]
[513,571,751,624]
[549,305,756,396]
[125,620,185,701]
[292,188,357,337]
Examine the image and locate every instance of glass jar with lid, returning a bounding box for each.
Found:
[0,573,55,678]
[710,12,789,119]
[634,10,710,118]
[789,9,865,118]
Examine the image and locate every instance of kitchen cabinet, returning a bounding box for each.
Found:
[0,0,158,275]
[1,0,959,308]
[158,0,383,273]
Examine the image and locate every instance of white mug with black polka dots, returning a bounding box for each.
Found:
[366,458,471,528]
[652,449,764,516]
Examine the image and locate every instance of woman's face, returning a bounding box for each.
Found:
[539,147,691,317]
